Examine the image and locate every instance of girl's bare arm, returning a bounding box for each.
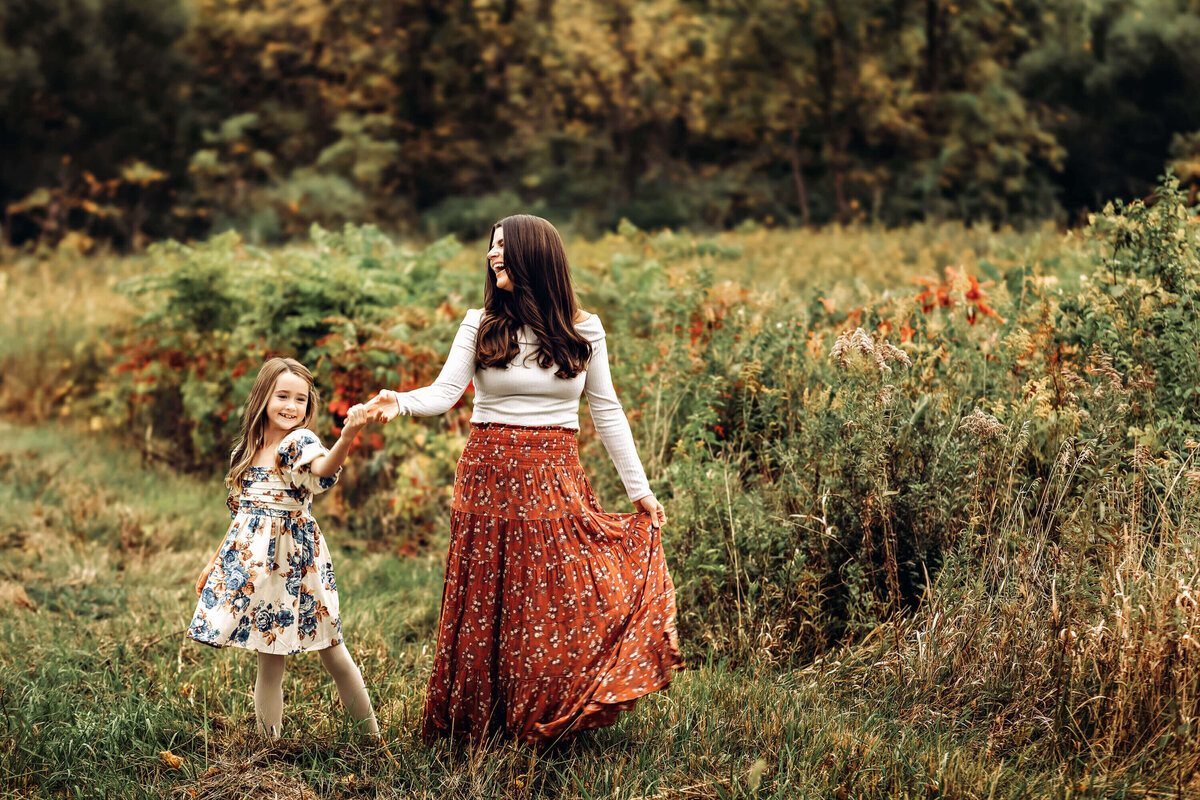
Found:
[309,404,372,477]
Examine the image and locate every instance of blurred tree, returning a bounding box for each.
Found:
[697,0,1063,224]
[5,0,1200,244]
[1019,0,1200,213]
[517,0,720,226]
[904,0,1065,222]
[182,0,527,238]
[0,0,194,245]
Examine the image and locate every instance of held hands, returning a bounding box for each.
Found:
[636,494,667,529]
[311,401,384,478]
[362,391,400,424]
[340,403,375,437]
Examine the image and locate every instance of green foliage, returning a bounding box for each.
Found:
[421,191,548,241]
[102,226,470,536]
[3,401,1195,797]
[1059,172,1200,443]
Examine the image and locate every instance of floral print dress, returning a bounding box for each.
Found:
[187,429,343,655]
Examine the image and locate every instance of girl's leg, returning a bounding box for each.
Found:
[255,652,286,739]
[319,643,380,735]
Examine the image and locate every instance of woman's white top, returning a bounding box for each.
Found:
[380,308,652,503]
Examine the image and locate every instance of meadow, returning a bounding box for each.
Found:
[2,182,1198,798]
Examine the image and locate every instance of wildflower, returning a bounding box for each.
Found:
[876,341,911,370]
[829,329,855,368]
[851,328,875,360]
[965,275,1004,324]
[1086,351,1125,396]
[1060,365,1087,390]
[1132,445,1151,468]
[830,327,909,374]
[958,408,1006,442]
[1002,328,1035,362]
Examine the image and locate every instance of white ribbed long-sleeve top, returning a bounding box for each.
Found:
[379,308,652,503]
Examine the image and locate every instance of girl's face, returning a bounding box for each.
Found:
[265,372,310,435]
[487,225,512,292]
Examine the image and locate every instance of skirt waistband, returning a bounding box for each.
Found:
[466,422,580,458]
[470,421,580,435]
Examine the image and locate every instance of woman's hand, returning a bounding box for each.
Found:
[194,563,214,597]
[363,392,399,424]
[635,495,666,529]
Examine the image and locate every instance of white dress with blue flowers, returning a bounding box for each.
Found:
[188,429,343,655]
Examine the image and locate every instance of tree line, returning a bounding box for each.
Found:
[4,0,1200,246]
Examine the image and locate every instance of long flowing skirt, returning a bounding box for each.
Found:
[421,422,684,746]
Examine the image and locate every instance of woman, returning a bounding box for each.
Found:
[366,214,683,746]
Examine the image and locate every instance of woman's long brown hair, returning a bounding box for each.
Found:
[476,215,592,378]
[225,357,321,493]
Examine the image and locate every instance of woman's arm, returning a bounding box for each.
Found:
[367,311,479,423]
[583,332,656,510]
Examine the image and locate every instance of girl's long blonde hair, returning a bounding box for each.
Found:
[225,358,321,492]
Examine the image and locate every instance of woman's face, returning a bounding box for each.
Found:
[487,225,512,292]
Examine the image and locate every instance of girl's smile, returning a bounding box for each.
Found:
[266,373,310,434]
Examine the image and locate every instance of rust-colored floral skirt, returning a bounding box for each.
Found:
[421,422,684,746]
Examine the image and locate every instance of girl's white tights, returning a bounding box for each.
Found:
[254,644,380,738]
[254,652,286,738]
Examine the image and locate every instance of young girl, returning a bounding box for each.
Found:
[187,357,380,740]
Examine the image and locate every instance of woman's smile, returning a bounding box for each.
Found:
[488,225,513,291]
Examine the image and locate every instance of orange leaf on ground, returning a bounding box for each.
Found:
[160,750,183,769]
[0,581,35,611]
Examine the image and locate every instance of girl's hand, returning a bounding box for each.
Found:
[195,563,214,597]
[364,392,399,424]
[635,495,666,529]
[341,403,372,436]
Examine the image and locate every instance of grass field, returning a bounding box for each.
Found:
[4,421,1176,799]
[2,218,1197,798]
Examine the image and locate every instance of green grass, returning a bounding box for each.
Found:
[0,421,1181,799]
